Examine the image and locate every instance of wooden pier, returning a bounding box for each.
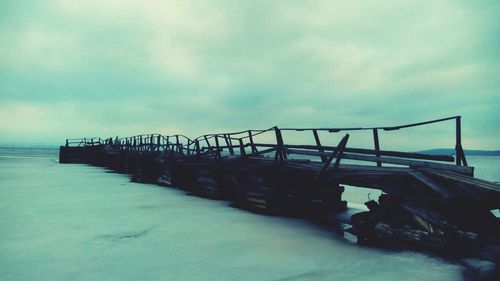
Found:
[60,116,500,271]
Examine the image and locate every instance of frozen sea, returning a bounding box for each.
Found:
[1,148,498,281]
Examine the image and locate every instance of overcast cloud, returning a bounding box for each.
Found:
[1,0,499,150]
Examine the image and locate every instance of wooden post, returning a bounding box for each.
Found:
[214,135,221,159]
[204,136,212,151]
[224,134,234,155]
[248,131,258,153]
[456,117,468,167]
[373,129,382,167]
[455,116,465,166]
[157,135,161,151]
[176,135,180,153]
[239,138,246,157]
[274,127,286,161]
[312,129,327,163]
[65,139,69,147]
[196,140,201,155]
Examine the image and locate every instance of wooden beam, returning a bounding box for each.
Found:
[254,143,454,162]
[455,116,461,165]
[250,147,276,156]
[312,129,327,163]
[285,148,473,175]
[407,170,454,199]
[239,138,246,157]
[314,134,349,181]
[248,131,258,153]
[274,127,286,161]
[224,134,234,155]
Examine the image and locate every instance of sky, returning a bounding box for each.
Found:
[0,0,499,150]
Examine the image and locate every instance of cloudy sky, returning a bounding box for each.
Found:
[1,0,499,150]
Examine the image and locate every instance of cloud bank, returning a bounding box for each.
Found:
[1,0,499,149]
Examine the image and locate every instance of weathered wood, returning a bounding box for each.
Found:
[456,116,462,165]
[274,127,286,161]
[312,129,327,163]
[224,134,234,155]
[248,131,258,154]
[250,147,276,157]
[257,143,455,162]
[408,170,454,199]
[284,148,472,175]
[373,129,381,167]
[239,138,246,157]
[61,116,500,262]
[314,134,349,181]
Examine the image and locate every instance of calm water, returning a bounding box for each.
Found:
[2,148,498,281]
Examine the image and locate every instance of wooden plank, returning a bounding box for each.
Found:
[341,153,473,175]
[256,143,454,162]
[250,147,276,156]
[407,170,454,199]
[419,168,500,193]
[285,148,473,175]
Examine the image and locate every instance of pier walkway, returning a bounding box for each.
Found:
[60,116,500,255]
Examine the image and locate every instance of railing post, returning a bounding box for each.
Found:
[204,136,212,151]
[373,129,381,167]
[239,138,246,157]
[214,135,221,159]
[455,116,467,166]
[176,135,180,153]
[224,134,234,155]
[274,127,286,161]
[66,139,69,147]
[248,130,258,153]
[195,140,201,155]
[312,129,327,163]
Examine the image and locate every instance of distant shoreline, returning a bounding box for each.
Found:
[418,148,500,157]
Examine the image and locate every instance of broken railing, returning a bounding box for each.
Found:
[63,116,470,174]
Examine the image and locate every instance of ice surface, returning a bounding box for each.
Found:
[0,150,467,280]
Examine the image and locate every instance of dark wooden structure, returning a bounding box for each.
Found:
[60,116,500,274]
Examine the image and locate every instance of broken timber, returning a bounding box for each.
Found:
[60,116,500,272]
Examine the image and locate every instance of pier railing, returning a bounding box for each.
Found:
[63,116,470,174]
